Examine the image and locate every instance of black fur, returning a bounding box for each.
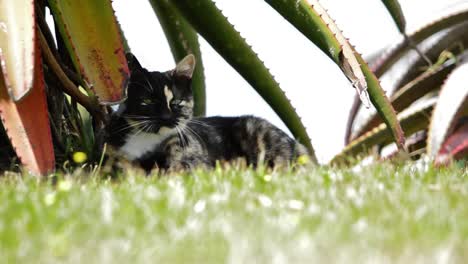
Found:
[106,54,308,171]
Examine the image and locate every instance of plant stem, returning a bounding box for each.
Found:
[38,28,104,124]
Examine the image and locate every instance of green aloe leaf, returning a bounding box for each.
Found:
[352,58,457,140]
[171,0,317,163]
[0,46,55,176]
[265,0,369,104]
[381,0,406,33]
[264,0,405,151]
[150,0,206,116]
[332,98,436,165]
[0,1,36,101]
[427,62,468,158]
[48,0,129,105]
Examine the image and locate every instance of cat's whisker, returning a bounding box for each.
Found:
[133,120,153,136]
[175,126,186,150]
[115,120,149,133]
[180,125,190,150]
[183,125,204,146]
[134,124,147,136]
[143,123,152,133]
[123,115,156,120]
[188,120,214,128]
[181,128,188,150]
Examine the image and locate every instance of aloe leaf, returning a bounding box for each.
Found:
[170,0,317,162]
[264,0,405,150]
[266,0,370,106]
[385,131,427,160]
[372,9,468,77]
[0,1,35,101]
[392,23,468,91]
[332,98,436,164]
[346,19,468,144]
[149,0,206,116]
[435,122,468,165]
[0,44,55,175]
[48,0,129,105]
[381,0,406,33]
[352,58,457,140]
[427,62,468,158]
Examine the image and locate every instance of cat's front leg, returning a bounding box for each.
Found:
[165,139,210,171]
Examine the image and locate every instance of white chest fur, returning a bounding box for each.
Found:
[119,128,175,160]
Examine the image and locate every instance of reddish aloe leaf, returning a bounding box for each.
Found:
[0,40,55,175]
[435,122,468,165]
[48,0,129,105]
[372,9,468,77]
[346,22,468,144]
[0,0,36,101]
[427,62,468,158]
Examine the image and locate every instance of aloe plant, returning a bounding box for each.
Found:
[0,0,466,175]
[343,4,468,164]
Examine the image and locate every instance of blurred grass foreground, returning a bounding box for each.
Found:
[0,160,467,263]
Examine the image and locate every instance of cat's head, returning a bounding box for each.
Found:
[119,53,196,133]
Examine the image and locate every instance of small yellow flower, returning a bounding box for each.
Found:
[58,180,72,192]
[263,174,272,182]
[73,152,87,164]
[44,192,56,206]
[297,155,310,165]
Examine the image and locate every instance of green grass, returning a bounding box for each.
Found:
[0,160,467,263]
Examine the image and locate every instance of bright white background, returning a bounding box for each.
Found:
[113,0,465,163]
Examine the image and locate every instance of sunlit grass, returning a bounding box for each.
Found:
[0,160,467,263]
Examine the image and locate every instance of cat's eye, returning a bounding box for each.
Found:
[141,99,152,106]
[171,100,184,106]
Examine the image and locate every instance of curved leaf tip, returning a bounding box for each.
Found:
[0,0,36,101]
[427,62,468,158]
[48,0,130,105]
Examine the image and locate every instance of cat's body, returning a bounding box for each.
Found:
[106,54,308,172]
[108,115,307,171]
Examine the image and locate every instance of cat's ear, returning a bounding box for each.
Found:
[174,54,196,79]
[126,53,142,71]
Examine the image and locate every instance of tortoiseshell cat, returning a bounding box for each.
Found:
[106,54,308,171]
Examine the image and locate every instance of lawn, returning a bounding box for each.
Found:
[0,160,467,263]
